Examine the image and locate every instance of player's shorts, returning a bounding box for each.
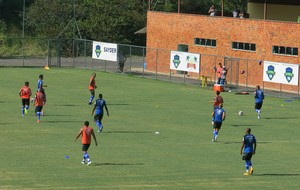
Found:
[82,144,90,151]
[213,121,222,129]
[35,106,43,112]
[94,114,104,122]
[242,153,253,161]
[90,89,95,96]
[255,102,263,110]
[22,98,30,106]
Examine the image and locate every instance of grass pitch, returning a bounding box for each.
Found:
[0,67,300,190]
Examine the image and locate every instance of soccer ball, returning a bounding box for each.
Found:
[239,111,244,116]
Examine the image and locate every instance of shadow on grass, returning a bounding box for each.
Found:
[104,131,152,134]
[107,103,129,106]
[222,141,241,144]
[231,124,263,127]
[43,120,82,123]
[45,114,73,117]
[52,104,79,107]
[0,122,10,125]
[255,173,300,176]
[222,141,270,144]
[264,117,298,120]
[91,162,144,167]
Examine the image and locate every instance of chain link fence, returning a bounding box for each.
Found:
[0,37,299,98]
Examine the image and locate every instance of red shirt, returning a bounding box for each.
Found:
[81,126,93,144]
[20,86,32,99]
[88,76,96,90]
[217,67,223,78]
[35,91,46,106]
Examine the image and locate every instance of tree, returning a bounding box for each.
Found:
[26,0,74,38]
[25,0,147,45]
[78,0,147,44]
[0,0,34,35]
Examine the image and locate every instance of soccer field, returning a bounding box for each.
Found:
[0,67,299,190]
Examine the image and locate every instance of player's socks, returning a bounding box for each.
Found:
[96,121,103,132]
[81,159,85,164]
[25,106,29,114]
[245,160,250,172]
[84,153,91,164]
[214,131,218,140]
[37,112,41,121]
[22,106,25,116]
[89,95,94,104]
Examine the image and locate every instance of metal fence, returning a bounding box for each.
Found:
[0,37,299,99]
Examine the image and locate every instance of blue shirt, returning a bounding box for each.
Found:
[37,79,43,91]
[95,99,106,115]
[255,90,264,103]
[213,108,225,122]
[243,134,256,153]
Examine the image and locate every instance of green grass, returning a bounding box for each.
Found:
[0,67,300,190]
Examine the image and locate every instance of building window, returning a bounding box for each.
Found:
[194,38,216,47]
[232,41,256,52]
[272,45,298,56]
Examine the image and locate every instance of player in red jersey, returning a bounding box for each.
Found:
[19,81,32,116]
[74,121,98,165]
[34,88,46,123]
[88,73,97,105]
[212,90,224,110]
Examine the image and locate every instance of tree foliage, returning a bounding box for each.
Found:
[25,0,147,45]
[1,0,247,45]
[0,0,34,34]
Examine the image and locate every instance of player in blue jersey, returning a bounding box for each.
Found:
[254,85,264,119]
[91,93,109,133]
[211,103,226,142]
[37,74,47,92]
[240,128,256,176]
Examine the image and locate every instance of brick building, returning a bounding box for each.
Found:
[145,1,300,93]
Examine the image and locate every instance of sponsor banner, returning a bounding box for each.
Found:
[170,51,200,73]
[263,61,299,86]
[92,41,117,62]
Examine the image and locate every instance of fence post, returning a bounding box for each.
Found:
[142,47,145,77]
[129,45,132,73]
[155,49,158,80]
[22,38,24,66]
[57,38,61,67]
[72,38,75,68]
[48,39,51,66]
[84,39,87,68]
